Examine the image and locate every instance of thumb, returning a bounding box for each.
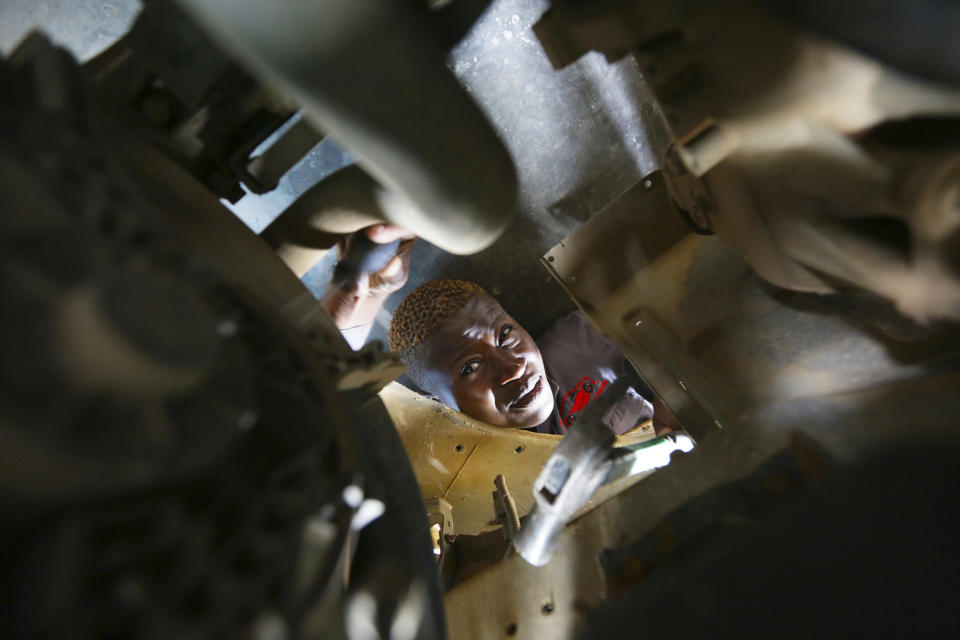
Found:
[380,255,403,279]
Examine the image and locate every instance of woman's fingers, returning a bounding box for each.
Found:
[380,255,403,279]
[396,236,417,253]
[333,225,416,295]
[364,223,417,244]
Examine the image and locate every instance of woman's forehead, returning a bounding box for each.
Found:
[462,294,509,328]
[424,295,511,358]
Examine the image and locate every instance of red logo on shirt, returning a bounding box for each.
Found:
[560,377,608,426]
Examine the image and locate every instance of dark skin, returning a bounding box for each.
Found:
[322,228,678,432]
[415,294,682,433]
[415,293,555,429]
[322,232,552,427]
[321,224,416,331]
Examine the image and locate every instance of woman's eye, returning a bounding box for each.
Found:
[460,361,480,377]
[498,325,513,346]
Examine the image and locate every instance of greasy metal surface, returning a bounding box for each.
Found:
[257,0,675,246]
[232,137,355,234]
[460,173,960,639]
[450,0,670,225]
[533,0,960,322]
[445,370,960,640]
[0,35,445,638]
[244,117,324,194]
[297,0,676,347]
[571,234,960,436]
[542,172,688,316]
[598,434,834,596]
[76,1,303,204]
[178,0,518,256]
[543,172,719,440]
[0,0,142,61]
[492,475,521,542]
[115,135,405,394]
[514,379,694,566]
[701,143,960,322]
[534,0,960,138]
[546,166,960,441]
[445,543,606,640]
[263,166,396,277]
[586,445,960,640]
[379,383,656,537]
[512,379,622,566]
[114,133,347,340]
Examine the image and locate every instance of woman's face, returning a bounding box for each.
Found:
[418,294,554,428]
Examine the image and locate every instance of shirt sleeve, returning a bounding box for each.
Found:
[539,311,654,435]
[602,386,654,435]
[538,311,626,380]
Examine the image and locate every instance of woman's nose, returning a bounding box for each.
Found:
[494,351,524,385]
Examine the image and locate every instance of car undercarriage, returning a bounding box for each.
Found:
[1,1,958,638]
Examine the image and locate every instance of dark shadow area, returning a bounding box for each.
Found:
[589,441,960,639]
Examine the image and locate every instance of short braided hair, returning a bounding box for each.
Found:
[389,279,484,354]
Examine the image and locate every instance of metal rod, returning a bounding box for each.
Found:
[177,0,518,255]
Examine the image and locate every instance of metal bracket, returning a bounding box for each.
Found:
[492,474,521,544]
[513,380,694,566]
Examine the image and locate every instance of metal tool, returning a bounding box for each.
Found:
[331,234,401,289]
[513,380,694,566]
[492,474,522,544]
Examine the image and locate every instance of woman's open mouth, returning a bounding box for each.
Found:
[510,376,544,410]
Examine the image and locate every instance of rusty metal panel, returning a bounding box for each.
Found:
[379,383,656,536]
[543,169,960,444]
[542,172,721,440]
[542,171,689,316]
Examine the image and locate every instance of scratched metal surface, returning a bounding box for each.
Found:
[308,0,672,345]
[0,0,671,344]
[0,0,142,61]
[389,0,671,340]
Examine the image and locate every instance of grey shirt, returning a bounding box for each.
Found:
[536,311,654,435]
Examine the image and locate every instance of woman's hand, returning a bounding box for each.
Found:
[337,224,417,298]
[322,225,417,330]
[652,395,682,435]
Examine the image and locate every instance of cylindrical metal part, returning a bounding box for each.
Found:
[494,474,522,541]
[178,0,518,255]
[262,165,390,276]
[678,122,739,177]
[513,504,564,567]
